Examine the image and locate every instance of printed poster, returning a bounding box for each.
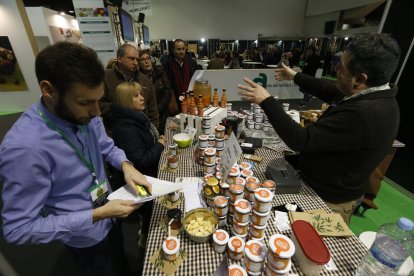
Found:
[0,36,28,92]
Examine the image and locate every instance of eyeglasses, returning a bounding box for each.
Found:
[140,56,151,62]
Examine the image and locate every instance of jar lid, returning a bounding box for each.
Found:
[252,208,271,217]
[202,125,210,129]
[195,79,208,84]
[255,113,263,117]
[204,148,216,156]
[235,177,246,186]
[245,240,266,263]
[229,184,244,194]
[262,180,276,189]
[162,236,180,255]
[229,167,240,177]
[167,208,182,219]
[229,264,247,276]
[267,252,292,274]
[241,169,253,178]
[228,236,245,253]
[215,125,225,132]
[251,222,267,230]
[268,234,295,258]
[215,137,225,141]
[234,199,251,214]
[169,143,177,148]
[254,188,274,203]
[220,182,229,189]
[239,162,252,170]
[247,120,254,124]
[246,177,259,183]
[232,216,249,226]
[202,115,211,120]
[206,177,219,186]
[199,134,208,140]
[215,171,222,179]
[246,181,259,191]
[213,229,229,245]
[291,220,330,264]
[214,196,228,207]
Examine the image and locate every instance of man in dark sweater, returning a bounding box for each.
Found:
[163,39,201,114]
[238,34,401,224]
[100,44,159,134]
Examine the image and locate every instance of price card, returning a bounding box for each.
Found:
[221,132,242,180]
[184,125,197,142]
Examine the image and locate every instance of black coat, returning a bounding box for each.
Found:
[111,105,164,178]
[260,73,399,203]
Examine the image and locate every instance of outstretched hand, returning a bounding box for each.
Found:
[237,77,271,105]
[274,62,297,81]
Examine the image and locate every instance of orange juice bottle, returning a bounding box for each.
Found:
[213,88,219,107]
[197,95,204,117]
[220,89,227,108]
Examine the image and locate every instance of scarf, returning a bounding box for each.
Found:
[172,55,191,95]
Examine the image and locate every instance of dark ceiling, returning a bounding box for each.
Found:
[22,0,76,16]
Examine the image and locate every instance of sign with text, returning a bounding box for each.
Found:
[221,132,243,180]
[189,69,303,101]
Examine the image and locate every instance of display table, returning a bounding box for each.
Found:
[143,124,367,275]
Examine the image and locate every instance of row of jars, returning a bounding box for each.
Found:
[213,232,296,275]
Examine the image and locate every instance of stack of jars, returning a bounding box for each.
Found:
[244,239,267,275]
[265,234,295,275]
[232,198,251,239]
[248,188,273,241]
[245,104,270,131]
[213,195,228,227]
[198,124,225,166]
[201,115,211,135]
[167,143,179,169]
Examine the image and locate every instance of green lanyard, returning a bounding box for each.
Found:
[36,109,98,184]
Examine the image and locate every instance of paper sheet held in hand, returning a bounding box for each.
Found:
[107,176,184,204]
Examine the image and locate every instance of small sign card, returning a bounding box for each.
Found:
[221,132,242,180]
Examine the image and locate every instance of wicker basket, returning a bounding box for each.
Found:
[183,208,218,243]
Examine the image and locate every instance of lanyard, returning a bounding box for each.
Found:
[36,109,98,183]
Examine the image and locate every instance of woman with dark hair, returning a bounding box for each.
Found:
[138,49,174,134]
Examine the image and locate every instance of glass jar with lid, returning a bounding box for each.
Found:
[193,79,211,107]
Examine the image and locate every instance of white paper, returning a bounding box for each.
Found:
[274,211,291,232]
[179,177,206,212]
[325,257,338,271]
[107,176,184,204]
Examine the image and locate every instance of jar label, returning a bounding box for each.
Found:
[273,238,290,254]
[215,231,226,241]
[214,196,226,205]
[231,238,242,250]
[229,267,245,276]
[231,184,243,192]
[262,180,275,188]
[247,242,263,256]
[166,238,177,250]
[257,189,270,198]
[235,200,249,209]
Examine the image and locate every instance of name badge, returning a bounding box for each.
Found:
[89,179,109,208]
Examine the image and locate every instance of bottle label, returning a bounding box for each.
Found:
[370,246,401,269]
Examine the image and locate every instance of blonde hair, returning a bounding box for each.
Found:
[115,82,142,109]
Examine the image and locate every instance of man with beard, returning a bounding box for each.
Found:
[0,42,151,276]
[163,39,201,113]
[101,43,159,135]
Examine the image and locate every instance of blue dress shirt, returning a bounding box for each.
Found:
[0,100,128,248]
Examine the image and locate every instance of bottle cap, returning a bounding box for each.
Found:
[398,217,414,231]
